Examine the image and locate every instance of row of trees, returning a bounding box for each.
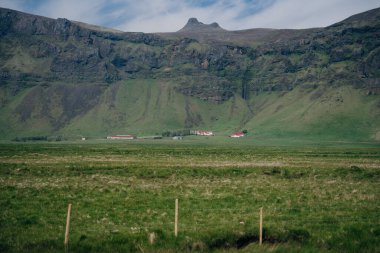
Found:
[162,129,191,137]
[12,136,66,142]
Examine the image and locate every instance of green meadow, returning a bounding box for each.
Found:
[0,140,379,252]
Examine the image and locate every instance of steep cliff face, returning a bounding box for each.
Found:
[0,7,379,139]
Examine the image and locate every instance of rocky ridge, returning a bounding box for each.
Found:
[177,18,225,32]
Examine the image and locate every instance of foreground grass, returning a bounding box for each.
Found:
[0,141,379,252]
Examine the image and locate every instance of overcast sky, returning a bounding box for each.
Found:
[1,0,379,32]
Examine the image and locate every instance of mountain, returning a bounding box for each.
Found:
[177,18,225,33]
[0,7,379,141]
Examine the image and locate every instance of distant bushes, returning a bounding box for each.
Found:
[12,135,66,142]
[12,136,47,142]
[162,129,190,137]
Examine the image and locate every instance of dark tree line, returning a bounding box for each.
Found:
[162,129,191,137]
[12,136,65,142]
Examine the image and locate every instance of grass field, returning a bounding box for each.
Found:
[0,140,379,252]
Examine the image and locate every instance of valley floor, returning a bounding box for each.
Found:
[0,141,379,252]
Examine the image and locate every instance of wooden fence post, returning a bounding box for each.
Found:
[174,198,179,237]
[149,232,156,245]
[64,203,72,251]
[259,207,263,245]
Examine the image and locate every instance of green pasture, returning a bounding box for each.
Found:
[0,141,379,252]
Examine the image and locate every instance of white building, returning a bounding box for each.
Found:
[191,130,214,136]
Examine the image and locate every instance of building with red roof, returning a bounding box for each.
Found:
[107,135,136,140]
[229,132,245,138]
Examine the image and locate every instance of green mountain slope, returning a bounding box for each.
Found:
[0,7,379,141]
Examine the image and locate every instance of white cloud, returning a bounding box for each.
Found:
[116,0,380,32]
[0,0,379,32]
[236,0,380,29]
[116,0,248,32]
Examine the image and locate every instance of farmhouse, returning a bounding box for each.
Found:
[107,135,136,140]
[191,130,214,136]
[229,132,245,138]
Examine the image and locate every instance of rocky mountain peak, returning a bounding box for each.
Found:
[177,17,225,32]
[187,17,200,24]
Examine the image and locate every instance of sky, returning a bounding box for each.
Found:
[0,0,379,33]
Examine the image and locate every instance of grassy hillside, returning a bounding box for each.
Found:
[245,86,380,142]
[1,78,378,142]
